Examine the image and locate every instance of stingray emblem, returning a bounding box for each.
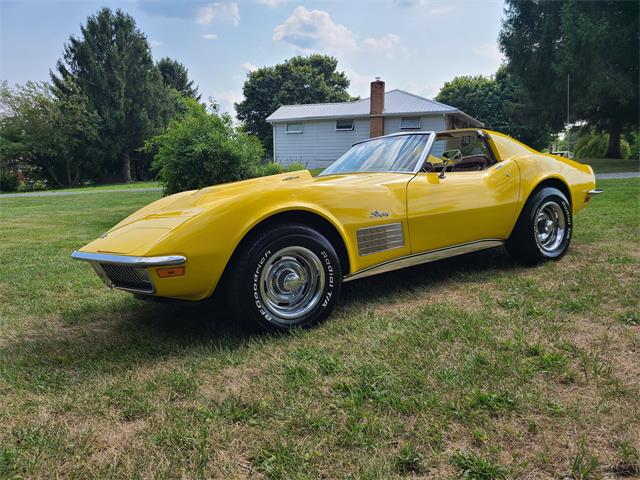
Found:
[370,210,389,218]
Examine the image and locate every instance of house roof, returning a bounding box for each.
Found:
[265,89,483,126]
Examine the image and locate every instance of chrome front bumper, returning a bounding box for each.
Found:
[587,189,604,196]
[71,251,186,294]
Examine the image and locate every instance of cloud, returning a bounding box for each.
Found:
[392,0,427,6]
[472,43,503,65]
[402,80,442,99]
[392,0,453,15]
[197,2,240,26]
[213,89,243,115]
[137,1,195,19]
[241,62,257,73]
[148,39,163,48]
[258,0,288,6]
[274,7,400,59]
[342,67,372,98]
[362,34,400,57]
[426,5,453,15]
[273,6,358,56]
[202,33,219,40]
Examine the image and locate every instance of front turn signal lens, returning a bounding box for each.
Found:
[156,266,185,278]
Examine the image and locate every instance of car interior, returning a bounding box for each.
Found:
[422,131,497,173]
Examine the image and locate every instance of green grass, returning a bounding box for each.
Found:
[581,157,640,174]
[0,179,638,478]
[0,180,160,195]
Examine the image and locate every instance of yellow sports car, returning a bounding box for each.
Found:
[72,129,601,330]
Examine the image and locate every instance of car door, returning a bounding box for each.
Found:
[406,138,520,254]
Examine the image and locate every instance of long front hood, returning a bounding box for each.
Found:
[79,171,315,255]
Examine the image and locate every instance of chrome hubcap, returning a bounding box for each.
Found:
[259,246,325,321]
[534,201,566,252]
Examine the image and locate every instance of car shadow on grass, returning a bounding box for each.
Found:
[1,247,519,392]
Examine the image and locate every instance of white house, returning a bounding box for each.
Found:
[266,78,483,169]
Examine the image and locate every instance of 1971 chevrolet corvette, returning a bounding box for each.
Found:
[72,129,602,330]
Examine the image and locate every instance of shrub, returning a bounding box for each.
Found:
[147,99,264,195]
[0,170,19,192]
[575,129,630,159]
[286,161,308,172]
[17,179,48,192]
[258,162,285,176]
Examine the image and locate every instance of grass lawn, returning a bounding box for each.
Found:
[582,157,640,174]
[1,179,638,478]
[0,181,160,195]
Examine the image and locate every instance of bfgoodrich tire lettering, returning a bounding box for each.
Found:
[227,224,342,331]
[506,187,572,264]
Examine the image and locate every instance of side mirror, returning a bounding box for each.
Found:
[438,158,450,179]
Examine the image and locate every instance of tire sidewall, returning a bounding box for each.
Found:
[528,188,572,260]
[236,226,341,330]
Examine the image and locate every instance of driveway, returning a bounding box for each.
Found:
[595,172,640,180]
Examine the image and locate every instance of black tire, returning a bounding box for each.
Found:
[226,223,342,331]
[506,187,572,265]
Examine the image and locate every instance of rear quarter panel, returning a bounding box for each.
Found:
[488,131,596,229]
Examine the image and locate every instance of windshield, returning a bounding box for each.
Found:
[320,134,430,175]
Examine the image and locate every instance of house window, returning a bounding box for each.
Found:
[400,117,421,130]
[286,123,303,134]
[335,119,354,131]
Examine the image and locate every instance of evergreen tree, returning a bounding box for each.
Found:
[157,57,200,100]
[51,7,167,181]
[500,0,639,158]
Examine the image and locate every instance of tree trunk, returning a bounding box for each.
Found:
[122,150,133,183]
[44,164,64,188]
[73,164,80,186]
[606,120,622,159]
[66,160,72,186]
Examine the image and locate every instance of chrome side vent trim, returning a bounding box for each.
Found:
[356,222,405,256]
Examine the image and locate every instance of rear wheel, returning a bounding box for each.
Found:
[506,187,572,264]
[226,224,342,331]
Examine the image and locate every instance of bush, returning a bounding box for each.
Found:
[17,179,48,192]
[575,129,630,159]
[0,170,19,192]
[147,99,264,195]
[286,161,308,172]
[256,161,309,177]
[258,162,285,176]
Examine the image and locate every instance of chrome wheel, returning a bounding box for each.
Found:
[258,246,325,321]
[534,201,566,252]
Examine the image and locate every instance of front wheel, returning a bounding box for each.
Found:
[226,224,342,331]
[506,187,573,264]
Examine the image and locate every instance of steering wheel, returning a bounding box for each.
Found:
[442,149,463,162]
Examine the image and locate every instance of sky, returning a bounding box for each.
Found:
[0,0,506,115]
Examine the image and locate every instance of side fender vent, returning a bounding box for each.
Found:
[356,223,405,256]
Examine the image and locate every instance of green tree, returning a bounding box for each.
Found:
[146,98,264,195]
[235,54,352,154]
[575,128,630,160]
[500,0,639,158]
[51,7,169,181]
[436,66,551,149]
[0,81,100,187]
[157,57,200,100]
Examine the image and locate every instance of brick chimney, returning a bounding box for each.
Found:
[369,77,385,138]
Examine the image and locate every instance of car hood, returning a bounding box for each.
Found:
[79,171,316,255]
